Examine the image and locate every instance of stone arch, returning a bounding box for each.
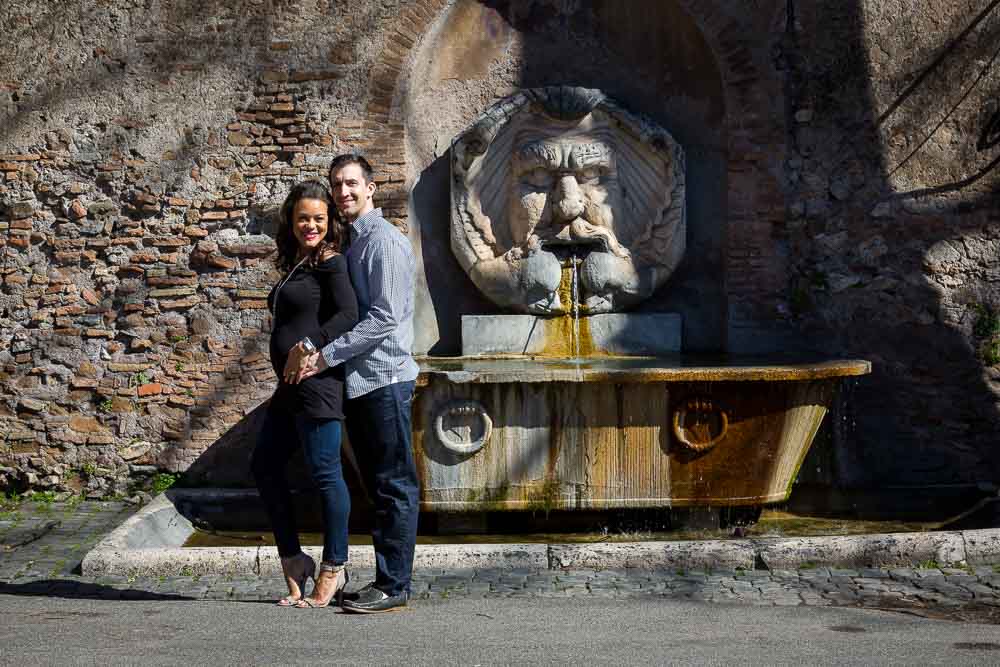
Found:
[672,0,790,345]
[369,0,788,352]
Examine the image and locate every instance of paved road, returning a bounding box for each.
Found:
[4,498,1000,663]
[3,594,1000,665]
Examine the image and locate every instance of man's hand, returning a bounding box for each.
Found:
[283,342,329,384]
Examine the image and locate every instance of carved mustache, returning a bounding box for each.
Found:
[522,192,627,258]
[525,187,613,229]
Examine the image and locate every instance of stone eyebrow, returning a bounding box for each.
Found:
[568,142,611,170]
[516,141,561,171]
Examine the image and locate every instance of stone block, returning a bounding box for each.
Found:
[69,200,87,219]
[18,398,45,413]
[461,313,682,356]
[548,540,755,571]
[757,532,968,570]
[962,529,1000,565]
[137,383,162,396]
[68,416,107,434]
[9,200,34,219]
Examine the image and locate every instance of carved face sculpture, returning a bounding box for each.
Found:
[510,134,623,255]
[452,87,685,314]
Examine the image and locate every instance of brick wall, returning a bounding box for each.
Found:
[1,0,998,499]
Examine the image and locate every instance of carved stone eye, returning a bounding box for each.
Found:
[578,166,602,183]
[524,168,554,189]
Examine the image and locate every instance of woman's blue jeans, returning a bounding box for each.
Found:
[251,409,350,565]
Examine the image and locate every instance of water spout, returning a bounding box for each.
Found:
[571,253,580,360]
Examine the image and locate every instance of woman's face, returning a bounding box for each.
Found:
[291,197,329,253]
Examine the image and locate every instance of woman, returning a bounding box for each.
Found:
[251,180,358,608]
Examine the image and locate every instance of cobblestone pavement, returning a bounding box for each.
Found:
[3,499,1000,623]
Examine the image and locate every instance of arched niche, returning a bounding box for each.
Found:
[402,0,728,354]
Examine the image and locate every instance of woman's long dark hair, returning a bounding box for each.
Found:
[275,180,344,272]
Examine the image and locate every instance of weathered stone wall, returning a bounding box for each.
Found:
[1,0,998,499]
[781,1,1000,488]
[0,0,432,496]
[403,0,734,352]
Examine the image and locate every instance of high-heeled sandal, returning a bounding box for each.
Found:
[277,552,316,607]
[296,562,349,609]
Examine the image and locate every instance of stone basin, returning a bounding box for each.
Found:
[413,356,870,512]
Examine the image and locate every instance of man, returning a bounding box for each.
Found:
[286,153,420,613]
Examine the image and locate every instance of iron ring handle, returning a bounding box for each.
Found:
[433,400,492,456]
[672,399,729,453]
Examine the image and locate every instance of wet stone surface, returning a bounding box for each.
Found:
[4,499,1000,623]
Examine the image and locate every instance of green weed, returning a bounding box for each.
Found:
[25,491,57,504]
[973,304,1000,338]
[983,341,1000,366]
[151,473,177,495]
[971,304,1000,366]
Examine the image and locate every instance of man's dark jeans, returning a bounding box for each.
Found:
[344,380,418,597]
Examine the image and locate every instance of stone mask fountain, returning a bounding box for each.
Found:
[413,87,869,517]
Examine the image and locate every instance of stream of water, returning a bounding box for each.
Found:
[571,253,580,360]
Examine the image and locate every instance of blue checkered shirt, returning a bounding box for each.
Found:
[320,208,419,398]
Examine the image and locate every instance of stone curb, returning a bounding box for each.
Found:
[84,544,550,578]
[81,492,1000,577]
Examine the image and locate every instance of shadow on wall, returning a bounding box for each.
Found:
[165,0,996,503]
[0,1,366,152]
[412,153,495,356]
[0,1,383,496]
[784,0,1000,493]
[406,0,1000,499]
[3,0,995,504]
[174,399,375,530]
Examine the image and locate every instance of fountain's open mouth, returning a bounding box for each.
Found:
[541,236,606,255]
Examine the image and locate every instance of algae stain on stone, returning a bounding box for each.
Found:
[539,263,599,357]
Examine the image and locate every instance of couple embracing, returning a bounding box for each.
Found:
[251,154,419,614]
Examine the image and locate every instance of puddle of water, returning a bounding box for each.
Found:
[182,509,940,548]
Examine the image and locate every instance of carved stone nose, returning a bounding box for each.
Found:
[554,174,584,221]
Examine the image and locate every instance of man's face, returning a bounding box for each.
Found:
[329,163,376,220]
[509,136,619,246]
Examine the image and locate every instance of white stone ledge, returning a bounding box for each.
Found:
[81,491,1000,576]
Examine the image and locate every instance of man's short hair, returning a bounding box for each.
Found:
[329,153,374,184]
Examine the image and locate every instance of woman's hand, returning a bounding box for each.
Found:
[283,342,328,384]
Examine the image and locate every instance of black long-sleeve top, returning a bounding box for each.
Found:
[267,254,359,419]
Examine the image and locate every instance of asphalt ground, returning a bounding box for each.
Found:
[4,498,1000,626]
[5,595,1000,665]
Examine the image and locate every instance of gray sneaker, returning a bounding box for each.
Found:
[341,583,408,614]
